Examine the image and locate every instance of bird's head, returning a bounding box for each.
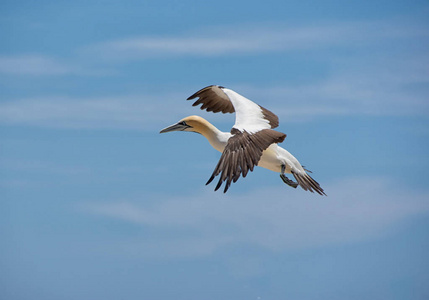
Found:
[159,115,209,135]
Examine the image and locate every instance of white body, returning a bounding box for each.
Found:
[208,127,306,175]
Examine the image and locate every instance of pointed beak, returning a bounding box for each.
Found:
[159,122,188,133]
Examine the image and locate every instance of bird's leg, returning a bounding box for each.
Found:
[280,164,298,188]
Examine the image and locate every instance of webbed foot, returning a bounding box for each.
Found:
[280,173,298,188]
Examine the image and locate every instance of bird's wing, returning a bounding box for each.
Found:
[187,85,279,130]
[187,85,234,113]
[206,128,286,193]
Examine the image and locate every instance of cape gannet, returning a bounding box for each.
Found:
[160,85,326,195]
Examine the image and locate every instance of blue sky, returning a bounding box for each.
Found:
[1,0,429,299]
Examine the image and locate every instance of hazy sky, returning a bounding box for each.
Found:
[1,1,429,299]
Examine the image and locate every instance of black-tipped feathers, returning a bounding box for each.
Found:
[207,129,286,193]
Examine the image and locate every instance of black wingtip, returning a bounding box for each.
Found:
[214,177,223,191]
[223,180,231,193]
[206,175,215,185]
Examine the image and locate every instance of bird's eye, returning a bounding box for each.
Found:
[181,121,187,126]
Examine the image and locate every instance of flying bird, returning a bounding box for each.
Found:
[160,85,326,195]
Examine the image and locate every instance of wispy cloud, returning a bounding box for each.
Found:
[83,177,429,258]
[0,55,77,76]
[1,64,427,130]
[243,62,429,121]
[1,19,427,128]
[84,20,428,60]
[0,55,111,76]
[0,93,194,129]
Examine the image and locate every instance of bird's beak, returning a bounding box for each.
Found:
[159,122,188,133]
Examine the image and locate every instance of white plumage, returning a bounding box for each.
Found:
[222,88,272,133]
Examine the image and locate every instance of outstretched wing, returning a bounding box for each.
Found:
[206,128,286,193]
[187,85,234,114]
[187,85,280,129]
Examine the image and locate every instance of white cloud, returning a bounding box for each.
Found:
[84,20,428,60]
[241,64,429,121]
[1,19,427,129]
[1,65,427,130]
[84,28,321,60]
[0,55,76,75]
[0,93,196,130]
[0,55,111,76]
[83,177,429,258]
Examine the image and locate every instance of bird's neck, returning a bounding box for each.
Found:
[196,121,230,152]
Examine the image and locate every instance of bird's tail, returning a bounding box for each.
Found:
[292,171,326,196]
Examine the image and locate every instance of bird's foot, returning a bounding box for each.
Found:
[280,174,298,188]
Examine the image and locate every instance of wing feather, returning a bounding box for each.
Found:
[207,129,286,193]
[188,85,280,130]
[187,85,235,114]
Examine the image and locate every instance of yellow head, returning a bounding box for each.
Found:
[159,115,213,135]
